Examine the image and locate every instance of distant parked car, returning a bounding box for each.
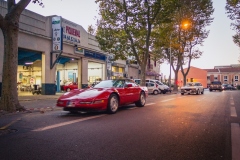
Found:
[209,81,223,92]
[222,84,237,90]
[134,79,170,94]
[62,82,78,92]
[181,82,204,95]
[146,82,159,95]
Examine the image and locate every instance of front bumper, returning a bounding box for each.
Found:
[181,89,197,94]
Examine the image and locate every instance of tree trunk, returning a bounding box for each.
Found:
[0,25,24,112]
[173,70,179,92]
[183,75,187,86]
[140,64,146,86]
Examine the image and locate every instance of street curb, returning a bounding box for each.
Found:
[19,98,59,102]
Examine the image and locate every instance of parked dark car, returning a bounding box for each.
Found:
[222,84,237,90]
[209,81,223,92]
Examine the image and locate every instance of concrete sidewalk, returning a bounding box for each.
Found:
[18,92,64,101]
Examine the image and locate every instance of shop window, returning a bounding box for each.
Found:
[112,66,118,72]
[235,76,239,81]
[223,76,228,81]
[119,67,124,73]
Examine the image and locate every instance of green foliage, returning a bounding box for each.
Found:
[95,0,177,64]
[151,0,214,89]
[226,0,240,47]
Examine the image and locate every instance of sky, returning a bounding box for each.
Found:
[25,0,240,79]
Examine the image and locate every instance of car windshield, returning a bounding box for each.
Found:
[155,81,163,85]
[211,81,221,85]
[93,79,125,88]
[185,83,195,86]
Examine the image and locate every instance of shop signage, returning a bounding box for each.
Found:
[84,50,106,61]
[75,47,84,55]
[62,19,81,45]
[52,16,63,51]
[112,72,123,77]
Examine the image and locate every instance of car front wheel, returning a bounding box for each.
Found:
[135,92,146,107]
[153,90,158,95]
[107,94,119,114]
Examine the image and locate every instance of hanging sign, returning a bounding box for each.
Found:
[52,16,63,51]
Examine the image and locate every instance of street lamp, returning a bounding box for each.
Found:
[168,21,190,88]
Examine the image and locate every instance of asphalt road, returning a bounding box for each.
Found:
[0,90,239,160]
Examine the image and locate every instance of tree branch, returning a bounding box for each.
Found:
[10,0,31,16]
[7,0,15,12]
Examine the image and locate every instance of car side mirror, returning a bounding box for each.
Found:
[126,84,133,87]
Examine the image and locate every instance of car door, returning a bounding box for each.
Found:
[123,80,139,103]
[114,80,129,104]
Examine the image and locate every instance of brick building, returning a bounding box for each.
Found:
[178,65,240,88]
[178,66,207,88]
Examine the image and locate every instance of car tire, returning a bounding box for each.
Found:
[162,90,166,94]
[135,91,146,107]
[153,90,158,95]
[107,94,119,114]
[209,89,212,92]
[181,93,184,95]
[201,89,204,94]
[66,88,71,92]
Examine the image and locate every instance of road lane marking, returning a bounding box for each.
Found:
[0,118,21,130]
[231,123,240,160]
[146,103,155,106]
[33,115,105,132]
[231,107,237,117]
[161,98,175,102]
[230,99,235,105]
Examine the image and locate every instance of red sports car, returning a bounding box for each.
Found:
[62,82,78,92]
[56,79,148,114]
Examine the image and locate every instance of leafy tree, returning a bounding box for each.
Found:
[88,24,96,35]
[153,0,213,89]
[179,0,214,86]
[95,0,177,86]
[226,0,240,47]
[0,0,43,112]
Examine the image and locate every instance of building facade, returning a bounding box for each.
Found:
[178,66,207,88]
[205,66,240,87]
[0,1,161,96]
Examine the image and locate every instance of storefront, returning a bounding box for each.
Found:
[17,49,42,95]
[0,1,108,96]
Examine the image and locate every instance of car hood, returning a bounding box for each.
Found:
[59,88,107,100]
